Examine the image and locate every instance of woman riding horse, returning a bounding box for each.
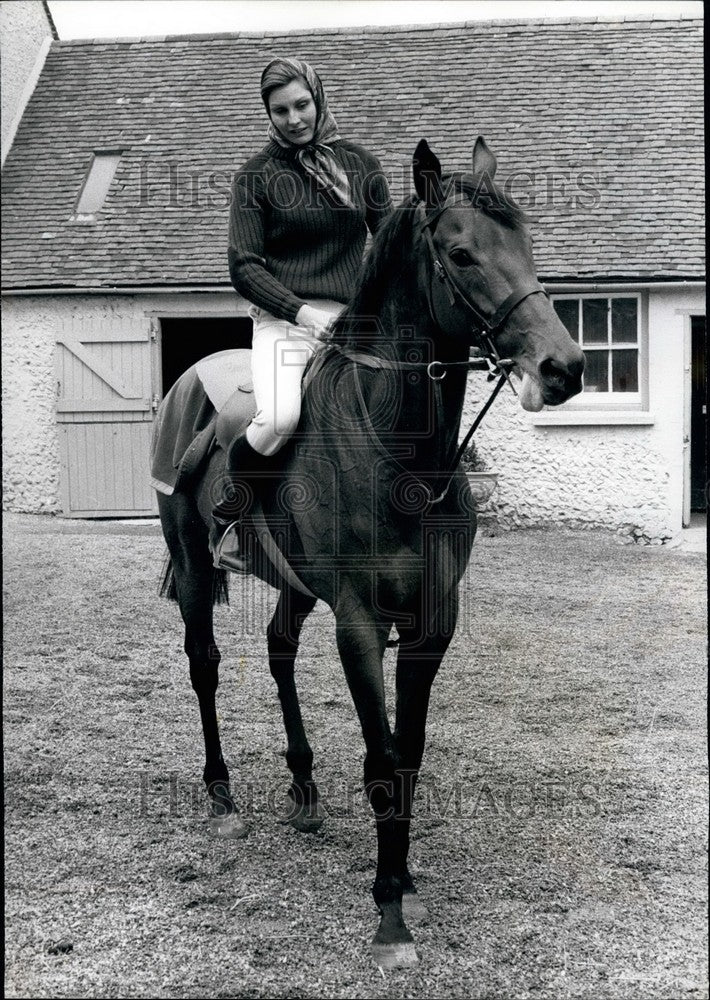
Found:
[212,56,393,569]
[155,134,584,969]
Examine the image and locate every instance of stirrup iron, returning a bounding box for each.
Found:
[212,521,251,574]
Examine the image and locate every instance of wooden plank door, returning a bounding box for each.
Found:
[690,315,707,512]
[55,314,158,517]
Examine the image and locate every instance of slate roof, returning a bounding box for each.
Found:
[1,15,704,291]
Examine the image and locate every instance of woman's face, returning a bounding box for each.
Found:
[267,78,317,146]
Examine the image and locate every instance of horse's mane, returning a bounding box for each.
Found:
[331,173,526,347]
[329,195,421,344]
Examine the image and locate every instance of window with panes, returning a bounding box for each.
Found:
[552,294,642,403]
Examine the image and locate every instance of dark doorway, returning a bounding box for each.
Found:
[160,316,253,395]
[690,315,707,511]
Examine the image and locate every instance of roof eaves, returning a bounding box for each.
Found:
[1,282,234,295]
[4,276,706,296]
[539,274,707,285]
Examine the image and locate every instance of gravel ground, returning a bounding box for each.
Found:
[3,513,708,999]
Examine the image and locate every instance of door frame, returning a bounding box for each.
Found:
[144,299,248,399]
[682,312,706,527]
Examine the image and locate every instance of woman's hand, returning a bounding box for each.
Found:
[295,304,335,342]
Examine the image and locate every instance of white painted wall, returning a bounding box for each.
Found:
[1,286,704,537]
[0,291,244,513]
[464,286,706,542]
[1,1,53,164]
[2,295,62,512]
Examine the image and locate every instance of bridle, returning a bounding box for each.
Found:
[418,198,547,373]
[328,196,548,507]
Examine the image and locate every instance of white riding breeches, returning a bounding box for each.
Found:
[245,299,345,457]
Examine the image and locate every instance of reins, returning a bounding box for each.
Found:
[336,349,512,508]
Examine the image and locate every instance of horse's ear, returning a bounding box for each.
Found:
[413,139,444,207]
[471,136,497,180]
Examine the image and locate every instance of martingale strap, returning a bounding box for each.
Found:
[348,352,514,509]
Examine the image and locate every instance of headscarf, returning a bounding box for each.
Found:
[261,57,353,208]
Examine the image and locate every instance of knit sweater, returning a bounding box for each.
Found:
[227,139,393,323]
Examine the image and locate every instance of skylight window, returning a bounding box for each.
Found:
[74,152,122,218]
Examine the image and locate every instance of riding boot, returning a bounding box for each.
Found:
[211,435,281,572]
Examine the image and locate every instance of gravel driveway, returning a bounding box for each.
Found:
[3,513,707,999]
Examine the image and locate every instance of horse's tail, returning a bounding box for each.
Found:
[212,567,230,605]
[158,553,230,605]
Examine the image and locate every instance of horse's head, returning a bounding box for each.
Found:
[413,138,584,410]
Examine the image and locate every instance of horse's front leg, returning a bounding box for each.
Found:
[393,591,459,924]
[267,585,322,832]
[335,597,418,969]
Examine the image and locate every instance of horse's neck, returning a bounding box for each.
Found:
[359,311,470,472]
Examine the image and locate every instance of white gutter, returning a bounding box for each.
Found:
[2,280,705,297]
[543,280,705,291]
[1,285,233,296]
[1,37,52,168]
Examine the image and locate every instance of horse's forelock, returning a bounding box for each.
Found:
[330,176,526,346]
[448,173,527,229]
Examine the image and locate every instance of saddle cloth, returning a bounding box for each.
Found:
[149,345,330,496]
[150,346,335,593]
[150,349,255,496]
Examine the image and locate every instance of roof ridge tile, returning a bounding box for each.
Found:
[49,13,702,47]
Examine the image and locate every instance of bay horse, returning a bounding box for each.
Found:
[155,138,584,968]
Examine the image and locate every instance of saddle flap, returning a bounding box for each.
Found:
[195,349,253,412]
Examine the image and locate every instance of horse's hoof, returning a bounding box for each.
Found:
[208,813,249,839]
[371,940,419,970]
[278,795,325,833]
[402,890,428,924]
[290,809,324,833]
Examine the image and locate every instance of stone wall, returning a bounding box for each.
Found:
[2,295,63,512]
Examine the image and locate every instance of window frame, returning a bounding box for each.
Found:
[550,290,649,411]
[70,150,124,222]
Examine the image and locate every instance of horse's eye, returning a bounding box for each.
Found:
[449,248,476,267]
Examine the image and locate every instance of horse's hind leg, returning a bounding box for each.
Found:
[158,492,247,839]
[267,586,322,832]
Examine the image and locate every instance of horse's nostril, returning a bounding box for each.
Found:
[539,357,567,383]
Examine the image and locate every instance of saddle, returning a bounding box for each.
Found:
[213,381,255,452]
[149,350,255,496]
[159,347,326,495]
[180,359,253,491]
